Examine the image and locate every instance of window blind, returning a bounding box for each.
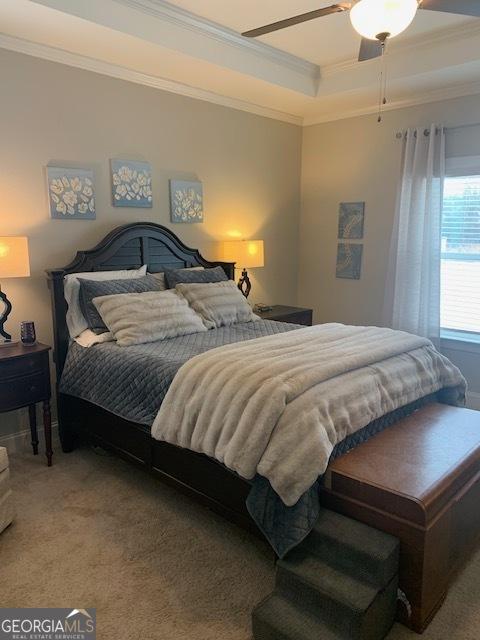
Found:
[441,175,480,334]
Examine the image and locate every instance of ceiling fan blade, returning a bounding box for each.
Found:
[420,0,480,17]
[242,4,349,38]
[358,38,383,61]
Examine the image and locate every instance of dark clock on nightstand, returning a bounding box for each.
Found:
[255,305,313,326]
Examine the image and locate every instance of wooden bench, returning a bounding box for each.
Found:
[319,403,480,633]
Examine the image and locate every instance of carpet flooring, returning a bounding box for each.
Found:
[1,446,479,640]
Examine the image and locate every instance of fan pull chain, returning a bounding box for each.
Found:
[377,41,388,123]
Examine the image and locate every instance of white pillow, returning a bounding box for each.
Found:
[175,280,258,329]
[93,290,207,347]
[64,266,147,338]
[75,329,114,348]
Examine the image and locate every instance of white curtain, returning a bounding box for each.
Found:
[384,124,445,341]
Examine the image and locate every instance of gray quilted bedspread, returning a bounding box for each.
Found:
[61,319,298,425]
[61,320,441,557]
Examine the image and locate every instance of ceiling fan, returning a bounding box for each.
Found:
[242,1,480,62]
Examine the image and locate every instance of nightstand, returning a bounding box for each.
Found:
[0,343,52,466]
[255,305,313,326]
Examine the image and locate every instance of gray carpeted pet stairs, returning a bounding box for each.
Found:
[253,510,399,640]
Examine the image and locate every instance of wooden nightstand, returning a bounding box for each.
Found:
[255,305,313,326]
[0,343,53,466]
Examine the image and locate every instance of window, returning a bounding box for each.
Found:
[441,173,480,337]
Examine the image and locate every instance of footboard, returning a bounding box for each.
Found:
[59,393,258,536]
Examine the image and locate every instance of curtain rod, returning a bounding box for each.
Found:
[395,122,480,139]
[447,122,480,132]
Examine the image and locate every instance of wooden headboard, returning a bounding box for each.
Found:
[46,222,234,381]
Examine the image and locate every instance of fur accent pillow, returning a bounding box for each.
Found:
[175,280,258,329]
[92,290,207,347]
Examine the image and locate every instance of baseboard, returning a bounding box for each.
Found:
[0,422,58,455]
[466,392,480,411]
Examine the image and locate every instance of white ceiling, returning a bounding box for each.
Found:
[1,0,480,125]
[169,0,470,65]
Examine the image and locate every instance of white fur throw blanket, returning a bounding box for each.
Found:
[151,324,466,506]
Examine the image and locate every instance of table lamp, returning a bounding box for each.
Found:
[0,236,30,345]
[219,239,264,297]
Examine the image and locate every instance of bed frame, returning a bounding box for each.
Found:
[47,222,259,534]
[47,224,480,635]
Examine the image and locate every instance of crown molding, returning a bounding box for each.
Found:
[321,20,480,79]
[0,33,303,126]
[303,78,480,126]
[30,0,319,96]
[3,18,480,130]
[4,32,480,129]
[113,0,319,80]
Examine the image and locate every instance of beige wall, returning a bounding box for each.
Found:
[299,92,480,397]
[0,49,302,437]
[2,47,480,439]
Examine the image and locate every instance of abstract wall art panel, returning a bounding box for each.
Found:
[169,180,204,223]
[336,243,363,280]
[111,160,152,208]
[338,202,365,239]
[47,166,95,220]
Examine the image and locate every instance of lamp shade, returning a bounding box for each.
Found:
[219,240,264,268]
[0,237,30,278]
[350,0,418,40]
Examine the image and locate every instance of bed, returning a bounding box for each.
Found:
[48,223,263,534]
[47,222,464,557]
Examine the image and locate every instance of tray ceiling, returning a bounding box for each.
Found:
[1,0,479,125]
[169,0,469,66]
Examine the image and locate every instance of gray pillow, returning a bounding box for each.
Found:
[78,274,163,333]
[164,266,228,288]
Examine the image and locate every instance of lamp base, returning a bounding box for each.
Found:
[0,287,13,342]
[237,269,251,298]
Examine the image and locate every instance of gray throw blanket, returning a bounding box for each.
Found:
[152,324,466,507]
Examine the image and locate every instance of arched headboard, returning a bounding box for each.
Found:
[46,222,234,381]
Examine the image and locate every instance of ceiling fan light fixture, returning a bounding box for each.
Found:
[350,0,418,41]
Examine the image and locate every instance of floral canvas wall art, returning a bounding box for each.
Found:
[338,202,365,239]
[169,180,204,223]
[47,167,95,219]
[336,243,363,279]
[111,160,152,208]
